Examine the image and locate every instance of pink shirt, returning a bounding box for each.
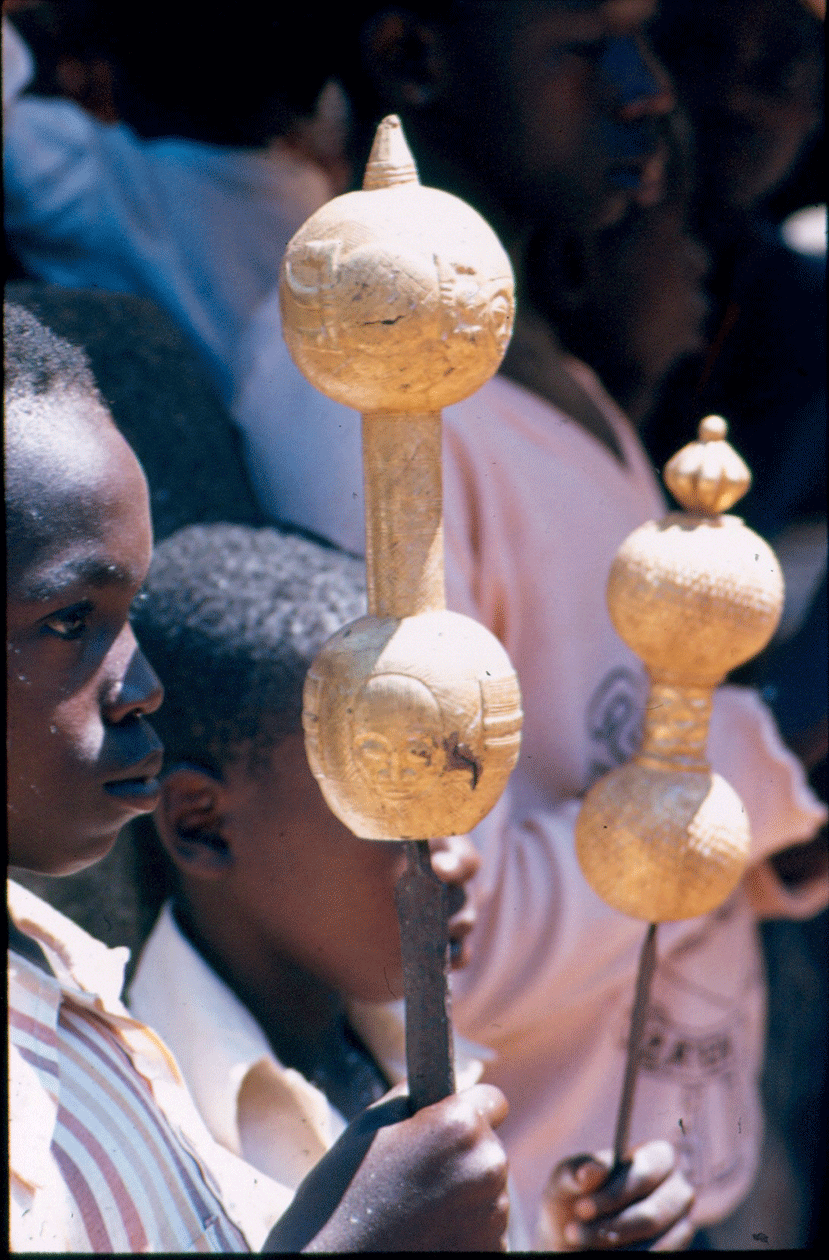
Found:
[441,370,827,1235]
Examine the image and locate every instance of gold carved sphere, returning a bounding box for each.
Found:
[303,610,522,840]
[607,416,783,687]
[575,765,750,921]
[607,514,784,686]
[279,116,515,413]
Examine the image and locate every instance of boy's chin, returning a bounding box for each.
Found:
[8,827,120,879]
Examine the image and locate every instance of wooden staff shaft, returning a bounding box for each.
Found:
[613,922,658,1169]
[395,841,456,1110]
[362,412,445,619]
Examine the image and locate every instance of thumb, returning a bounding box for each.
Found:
[550,1150,613,1200]
[453,1081,510,1129]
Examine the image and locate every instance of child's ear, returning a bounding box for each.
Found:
[361,11,450,110]
[155,766,233,877]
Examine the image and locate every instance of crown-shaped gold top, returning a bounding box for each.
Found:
[362,115,420,190]
[663,415,752,515]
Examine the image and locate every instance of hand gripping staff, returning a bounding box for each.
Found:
[279,116,523,1111]
[575,415,785,1167]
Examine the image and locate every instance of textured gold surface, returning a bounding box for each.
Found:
[304,612,521,840]
[608,514,784,686]
[575,765,750,921]
[279,116,515,413]
[284,116,523,841]
[577,417,784,920]
[362,412,445,619]
[636,682,712,772]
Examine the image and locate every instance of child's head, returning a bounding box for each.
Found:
[6,282,264,542]
[132,523,479,1003]
[651,0,823,214]
[5,301,164,876]
[338,1,676,241]
[99,3,344,146]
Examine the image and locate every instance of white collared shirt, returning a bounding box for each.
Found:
[128,903,349,1188]
[128,903,531,1248]
[128,903,492,1182]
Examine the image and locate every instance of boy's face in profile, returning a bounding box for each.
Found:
[408,0,673,234]
[189,731,479,1003]
[7,395,163,876]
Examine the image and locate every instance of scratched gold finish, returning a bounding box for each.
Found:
[280,115,515,414]
[576,416,785,921]
[282,116,522,842]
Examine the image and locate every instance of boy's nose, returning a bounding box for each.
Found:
[103,636,165,723]
[429,833,481,887]
[604,35,676,120]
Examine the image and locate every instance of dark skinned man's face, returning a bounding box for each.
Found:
[420,1,676,236]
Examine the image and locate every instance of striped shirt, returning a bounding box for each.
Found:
[9,881,292,1252]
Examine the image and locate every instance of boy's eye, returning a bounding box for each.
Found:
[41,602,93,641]
[563,38,607,59]
[550,36,609,67]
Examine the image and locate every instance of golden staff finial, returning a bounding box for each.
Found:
[576,414,784,1162]
[280,115,522,1109]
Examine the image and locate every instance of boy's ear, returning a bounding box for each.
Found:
[361,10,451,109]
[155,766,234,878]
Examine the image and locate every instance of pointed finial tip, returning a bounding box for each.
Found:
[362,115,420,191]
[699,415,728,442]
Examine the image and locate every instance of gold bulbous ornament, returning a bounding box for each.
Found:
[280,115,515,414]
[279,116,522,846]
[304,611,521,840]
[663,414,751,515]
[607,515,784,687]
[576,416,785,922]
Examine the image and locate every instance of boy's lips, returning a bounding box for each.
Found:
[103,751,164,809]
[608,144,668,206]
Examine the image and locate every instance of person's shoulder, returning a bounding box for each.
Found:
[445,373,572,448]
[2,15,35,106]
[8,878,130,1001]
[9,877,93,950]
[445,364,646,481]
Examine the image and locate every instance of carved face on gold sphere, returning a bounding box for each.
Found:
[279,117,515,414]
[303,610,522,841]
[353,675,444,802]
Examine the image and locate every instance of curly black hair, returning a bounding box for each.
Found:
[7,283,264,542]
[131,523,366,777]
[4,299,101,404]
[5,300,111,586]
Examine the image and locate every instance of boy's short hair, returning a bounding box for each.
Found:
[4,299,100,407]
[131,523,366,776]
[5,300,107,584]
[7,283,264,541]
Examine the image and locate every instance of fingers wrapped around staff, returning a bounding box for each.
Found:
[548,1139,696,1250]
